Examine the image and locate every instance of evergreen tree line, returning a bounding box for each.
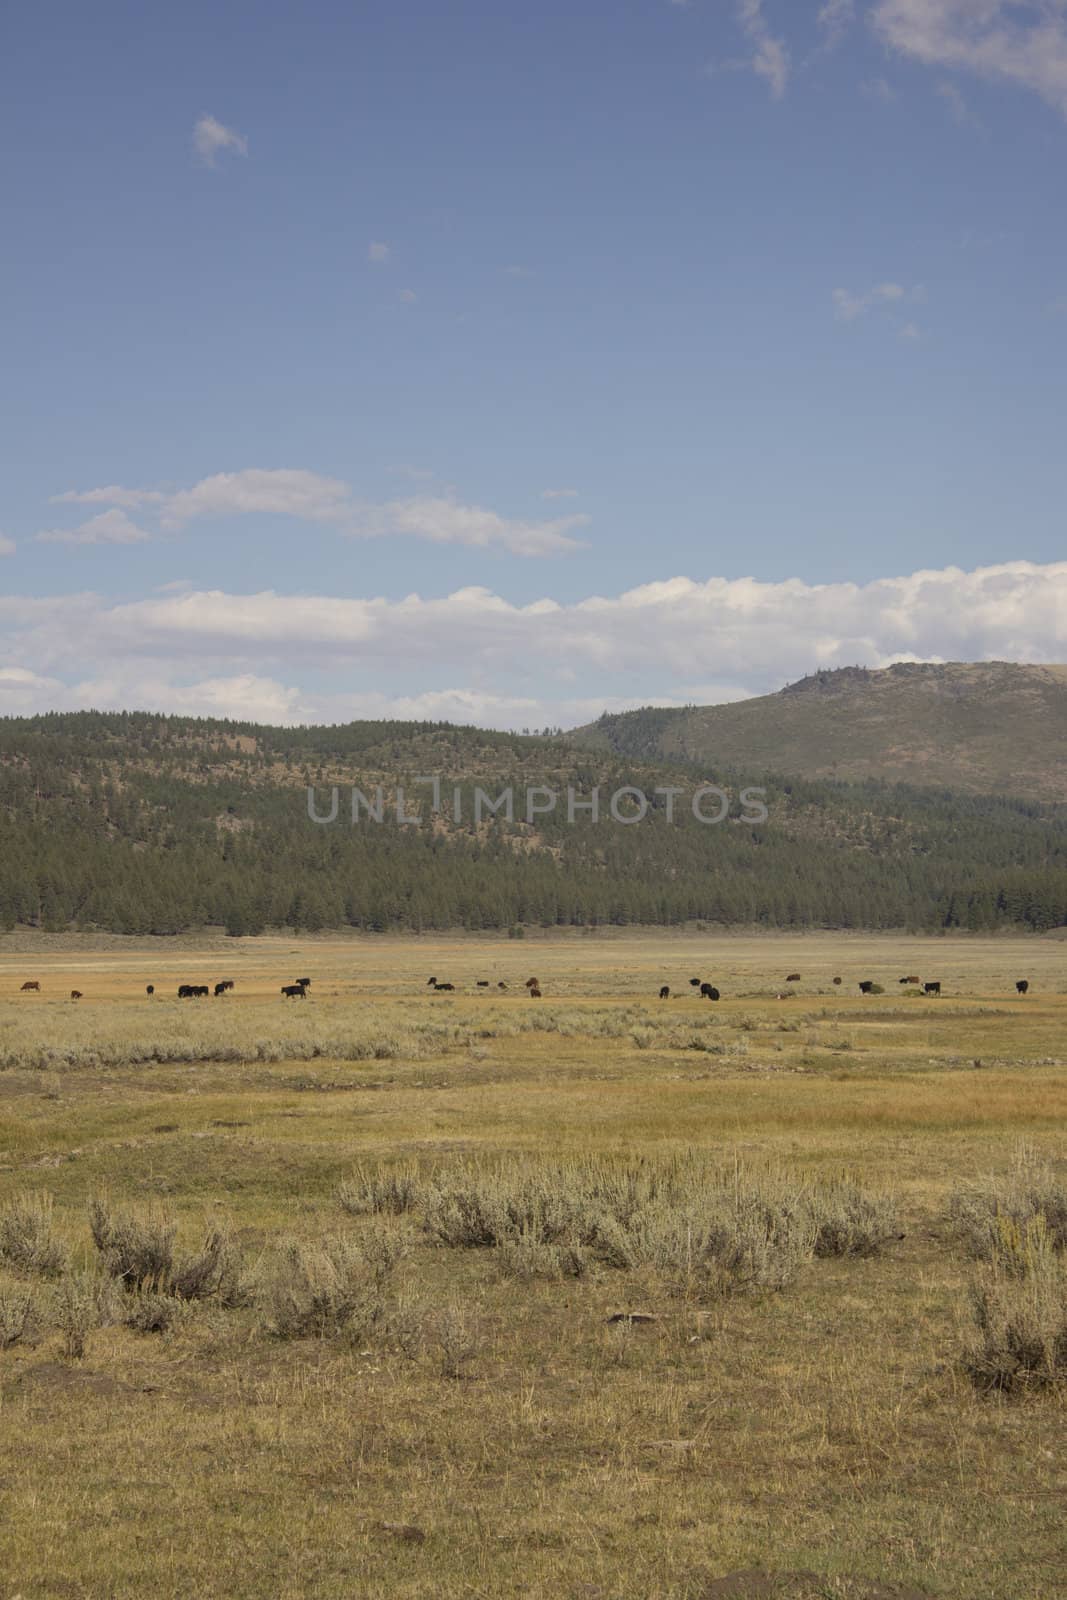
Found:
[0,711,1065,936]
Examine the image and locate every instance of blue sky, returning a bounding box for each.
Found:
[2,1,1067,727]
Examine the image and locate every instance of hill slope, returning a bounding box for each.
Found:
[574,662,1067,800]
[0,709,1066,935]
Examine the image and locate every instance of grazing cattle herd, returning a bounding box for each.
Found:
[7,971,1040,1003]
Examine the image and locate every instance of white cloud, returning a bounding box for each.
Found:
[35,509,152,546]
[347,497,589,557]
[399,288,418,303]
[899,320,922,340]
[2,561,1066,726]
[193,114,248,166]
[0,536,15,556]
[542,488,579,500]
[43,471,586,558]
[862,75,897,101]
[368,241,391,264]
[160,469,352,530]
[871,0,1067,119]
[737,0,791,98]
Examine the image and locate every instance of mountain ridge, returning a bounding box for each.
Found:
[572,662,1067,800]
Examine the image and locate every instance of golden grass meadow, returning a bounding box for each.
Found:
[0,930,1064,1600]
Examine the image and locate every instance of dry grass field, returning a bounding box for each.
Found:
[0,931,1064,1600]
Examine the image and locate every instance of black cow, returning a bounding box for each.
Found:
[295,978,311,989]
[435,982,455,992]
[427,976,437,986]
[529,986,542,998]
[70,990,82,1001]
[178,984,194,999]
[214,982,228,997]
[785,973,801,984]
[477,980,490,987]
[281,984,306,999]
[497,981,507,989]
[832,976,842,985]
[192,985,209,998]
[699,983,720,1001]
[659,986,670,1000]
[924,981,941,996]
[146,985,155,996]
[1016,980,1029,995]
[525,977,540,989]
[859,981,875,995]
[689,978,701,987]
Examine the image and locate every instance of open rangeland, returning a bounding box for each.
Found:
[0,932,1064,1600]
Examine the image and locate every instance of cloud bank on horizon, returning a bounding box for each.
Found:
[0,559,1063,728]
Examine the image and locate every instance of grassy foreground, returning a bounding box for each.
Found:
[0,931,1064,1600]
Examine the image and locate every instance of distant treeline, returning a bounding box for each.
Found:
[0,710,1065,936]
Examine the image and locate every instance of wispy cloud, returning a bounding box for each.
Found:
[51,485,165,509]
[542,488,579,501]
[347,496,588,557]
[398,288,418,303]
[861,75,896,102]
[42,470,587,558]
[817,0,855,52]
[832,282,925,333]
[832,281,906,321]
[0,536,15,557]
[936,78,974,125]
[35,509,152,547]
[871,0,1067,119]
[367,240,391,264]
[192,114,248,167]
[736,0,791,98]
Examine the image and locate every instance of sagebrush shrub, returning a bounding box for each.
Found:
[0,1192,67,1278]
[89,1198,175,1288]
[258,1230,404,1341]
[0,1281,39,1348]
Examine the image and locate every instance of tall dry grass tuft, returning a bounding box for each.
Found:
[338,1160,424,1216]
[962,1215,1067,1393]
[951,1144,1067,1259]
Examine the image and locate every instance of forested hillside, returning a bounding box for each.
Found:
[1,710,1066,935]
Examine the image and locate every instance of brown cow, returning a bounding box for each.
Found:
[20,981,40,992]
[529,986,542,998]
[785,973,801,983]
[70,990,82,1001]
